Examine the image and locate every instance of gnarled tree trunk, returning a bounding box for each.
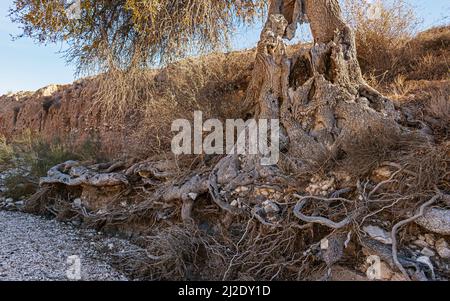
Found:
[209,0,403,225]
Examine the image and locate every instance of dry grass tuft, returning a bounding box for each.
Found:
[391,81,449,142]
[345,1,448,87]
[399,25,450,82]
[338,123,427,178]
[114,51,254,159]
[0,131,102,200]
[399,142,450,193]
[111,225,229,280]
[424,90,450,139]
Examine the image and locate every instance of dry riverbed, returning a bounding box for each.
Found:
[0,210,131,281]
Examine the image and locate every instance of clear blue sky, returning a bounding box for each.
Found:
[0,0,448,95]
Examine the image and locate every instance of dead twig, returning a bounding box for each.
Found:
[293,195,360,229]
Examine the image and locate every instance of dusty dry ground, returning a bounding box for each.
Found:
[0,210,131,281]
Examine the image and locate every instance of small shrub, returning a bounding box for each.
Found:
[401,26,450,81]
[0,131,101,199]
[0,136,14,167]
[117,51,254,159]
[344,0,419,83]
[338,122,426,178]
[3,174,37,200]
[424,91,450,141]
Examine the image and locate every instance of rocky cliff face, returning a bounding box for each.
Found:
[0,80,126,154]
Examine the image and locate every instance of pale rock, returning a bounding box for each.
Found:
[415,208,450,235]
[435,239,450,259]
[365,260,402,281]
[377,262,407,281]
[320,238,329,250]
[260,190,269,196]
[372,167,392,182]
[413,239,429,249]
[5,198,14,204]
[363,225,392,244]
[188,192,198,200]
[378,262,394,280]
[424,234,435,246]
[420,247,436,257]
[38,84,59,97]
[73,198,82,207]
[262,200,279,213]
[321,178,335,191]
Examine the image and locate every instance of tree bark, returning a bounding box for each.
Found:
[210,0,403,222]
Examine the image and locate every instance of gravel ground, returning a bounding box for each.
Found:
[0,210,131,281]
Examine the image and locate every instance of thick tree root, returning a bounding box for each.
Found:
[414,207,450,235]
[40,161,129,187]
[293,194,361,229]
